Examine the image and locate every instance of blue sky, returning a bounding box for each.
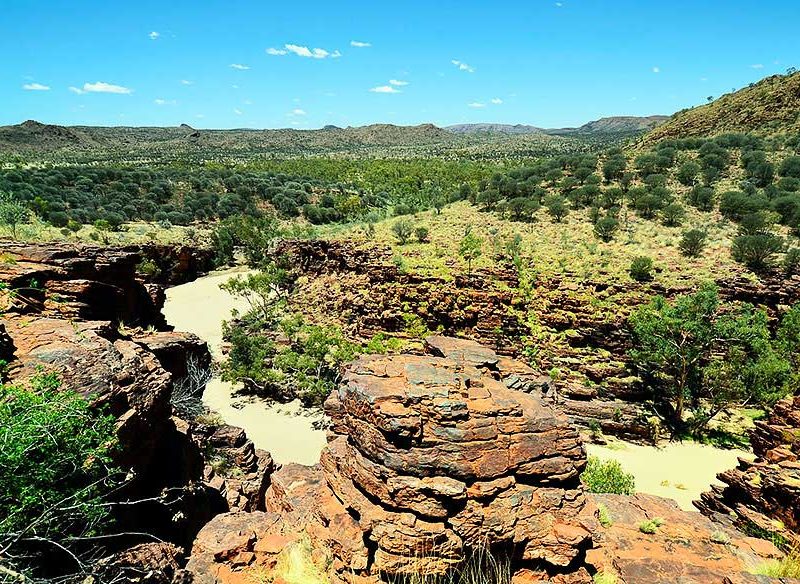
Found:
[2,0,798,129]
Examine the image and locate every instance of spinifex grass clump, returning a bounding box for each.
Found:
[384,545,512,584]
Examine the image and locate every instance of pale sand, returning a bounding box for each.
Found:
[587,440,751,511]
[162,268,327,465]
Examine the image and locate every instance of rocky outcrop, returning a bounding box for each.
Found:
[127,243,216,286]
[187,338,600,582]
[0,242,269,564]
[588,493,784,584]
[186,337,789,584]
[0,241,169,326]
[696,394,800,549]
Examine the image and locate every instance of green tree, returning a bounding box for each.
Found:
[391,218,414,245]
[629,284,792,432]
[0,191,29,239]
[629,256,654,282]
[459,227,483,274]
[544,194,569,223]
[732,233,784,272]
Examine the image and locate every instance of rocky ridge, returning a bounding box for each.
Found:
[697,393,800,549]
[281,239,800,441]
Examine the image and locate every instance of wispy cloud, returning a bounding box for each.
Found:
[289,108,307,116]
[266,47,288,55]
[233,108,243,115]
[389,79,408,86]
[149,31,160,40]
[180,79,193,85]
[652,66,661,73]
[230,63,250,70]
[555,2,563,6]
[370,85,401,94]
[452,59,475,73]
[283,44,341,59]
[154,98,176,105]
[468,102,486,108]
[350,40,371,48]
[491,97,503,104]
[750,63,764,69]
[22,83,50,91]
[70,81,132,94]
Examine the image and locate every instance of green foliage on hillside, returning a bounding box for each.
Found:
[640,71,800,146]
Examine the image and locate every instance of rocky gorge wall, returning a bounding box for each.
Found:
[0,242,270,581]
[280,239,800,441]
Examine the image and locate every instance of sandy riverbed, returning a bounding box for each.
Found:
[162,268,327,465]
[587,440,751,511]
[161,269,749,505]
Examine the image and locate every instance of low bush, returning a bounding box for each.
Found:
[580,456,636,495]
[629,256,654,282]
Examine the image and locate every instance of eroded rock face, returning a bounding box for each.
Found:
[187,338,598,582]
[588,494,784,584]
[697,394,800,549]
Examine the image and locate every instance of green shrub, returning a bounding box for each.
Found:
[414,226,430,243]
[732,233,784,272]
[593,215,619,242]
[629,256,654,282]
[784,248,800,276]
[597,503,613,528]
[638,517,665,534]
[679,229,707,258]
[580,456,636,495]
[0,373,120,570]
[392,219,414,244]
[753,549,800,578]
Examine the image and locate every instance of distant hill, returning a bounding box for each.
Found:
[641,72,800,146]
[446,123,544,135]
[547,115,669,135]
[447,116,667,137]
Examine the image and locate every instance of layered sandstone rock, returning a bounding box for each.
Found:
[187,338,599,583]
[696,394,800,549]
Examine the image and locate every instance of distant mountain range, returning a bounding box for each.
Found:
[446,116,669,136]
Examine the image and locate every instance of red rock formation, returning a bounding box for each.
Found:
[187,339,599,582]
[588,493,784,584]
[696,394,800,549]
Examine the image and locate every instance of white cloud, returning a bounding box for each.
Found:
[230,63,250,70]
[452,59,475,73]
[23,83,50,91]
[78,81,133,94]
[149,31,160,40]
[154,98,176,105]
[285,44,338,59]
[468,102,486,108]
[266,47,288,55]
[180,79,193,85]
[555,2,563,6]
[289,108,307,116]
[750,63,764,69]
[350,40,371,48]
[370,85,400,93]
[233,108,243,115]
[652,66,661,73]
[491,97,503,104]
[389,79,408,86]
